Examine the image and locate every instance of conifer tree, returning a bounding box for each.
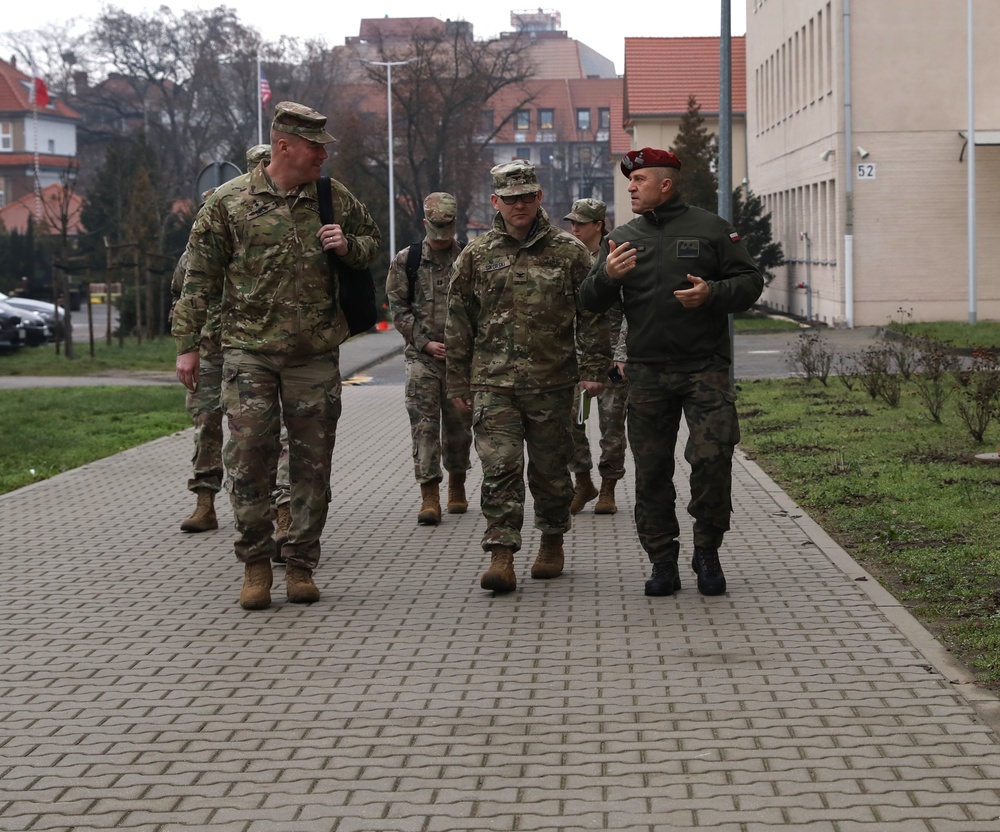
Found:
[732,185,784,284]
[670,95,718,211]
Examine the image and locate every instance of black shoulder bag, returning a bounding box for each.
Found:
[317,177,378,336]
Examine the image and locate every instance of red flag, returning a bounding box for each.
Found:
[259,68,271,105]
[31,76,49,107]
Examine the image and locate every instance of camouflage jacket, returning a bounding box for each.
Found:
[169,249,221,357]
[385,238,462,361]
[445,208,611,398]
[172,165,380,356]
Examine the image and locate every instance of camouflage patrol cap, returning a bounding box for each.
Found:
[271,101,335,144]
[491,159,540,196]
[245,144,271,169]
[423,192,457,241]
[563,198,606,224]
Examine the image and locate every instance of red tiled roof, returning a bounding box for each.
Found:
[0,58,80,119]
[609,95,630,154]
[0,183,85,235]
[358,18,447,40]
[624,37,746,116]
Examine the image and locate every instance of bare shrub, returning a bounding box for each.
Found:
[786,331,834,385]
[955,347,1000,443]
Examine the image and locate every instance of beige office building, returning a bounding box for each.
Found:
[747,0,1000,326]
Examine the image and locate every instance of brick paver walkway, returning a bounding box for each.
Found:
[3,373,1000,831]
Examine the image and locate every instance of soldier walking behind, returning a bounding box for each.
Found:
[386,192,473,525]
[563,198,629,516]
[173,102,381,610]
[446,160,610,593]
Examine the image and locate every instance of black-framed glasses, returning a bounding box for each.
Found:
[498,192,538,205]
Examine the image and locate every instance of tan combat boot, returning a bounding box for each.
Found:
[272,503,291,564]
[239,560,273,610]
[180,491,218,532]
[446,472,468,514]
[480,545,516,593]
[286,564,320,604]
[569,472,599,515]
[594,478,619,515]
[417,480,442,525]
[531,533,565,579]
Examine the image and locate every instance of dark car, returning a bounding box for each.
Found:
[0,291,67,339]
[0,302,49,346]
[0,302,28,351]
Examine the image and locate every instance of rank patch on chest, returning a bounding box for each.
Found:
[246,201,276,220]
[677,240,700,258]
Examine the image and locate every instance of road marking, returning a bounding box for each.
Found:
[746,350,782,354]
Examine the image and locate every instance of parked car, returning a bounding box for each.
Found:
[0,302,49,346]
[0,291,68,338]
[0,302,28,351]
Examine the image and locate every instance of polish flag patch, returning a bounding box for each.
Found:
[729,231,741,243]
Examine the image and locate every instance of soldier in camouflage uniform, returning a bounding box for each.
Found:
[173,102,380,610]
[170,239,223,533]
[446,160,610,594]
[563,198,629,516]
[386,192,472,526]
[580,147,763,598]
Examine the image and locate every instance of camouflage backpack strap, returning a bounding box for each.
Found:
[405,242,422,303]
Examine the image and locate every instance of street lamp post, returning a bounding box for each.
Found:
[362,58,415,257]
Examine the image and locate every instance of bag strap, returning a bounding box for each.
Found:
[316,176,339,312]
[405,242,422,303]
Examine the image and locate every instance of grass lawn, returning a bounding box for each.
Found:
[0,336,176,376]
[737,374,1000,691]
[0,386,189,494]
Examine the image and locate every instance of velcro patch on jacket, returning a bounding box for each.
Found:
[677,240,700,258]
[483,258,512,273]
[246,201,277,220]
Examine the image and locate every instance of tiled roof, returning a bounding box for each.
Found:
[609,95,630,154]
[0,183,85,235]
[358,18,447,40]
[0,58,80,119]
[0,153,78,168]
[624,37,746,116]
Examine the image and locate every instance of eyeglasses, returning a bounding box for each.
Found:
[498,192,538,205]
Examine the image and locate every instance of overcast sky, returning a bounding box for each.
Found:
[2,2,748,76]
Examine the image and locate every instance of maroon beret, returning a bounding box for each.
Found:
[620,147,682,177]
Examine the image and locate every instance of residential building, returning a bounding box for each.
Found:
[617,37,747,227]
[0,57,80,210]
[747,0,1000,326]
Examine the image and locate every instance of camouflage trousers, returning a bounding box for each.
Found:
[472,388,574,552]
[221,349,342,569]
[569,381,629,479]
[272,424,290,508]
[405,355,473,483]
[185,351,223,494]
[626,363,740,564]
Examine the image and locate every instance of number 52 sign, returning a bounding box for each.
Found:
[857,163,876,179]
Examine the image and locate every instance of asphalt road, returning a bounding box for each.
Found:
[349,325,886,386]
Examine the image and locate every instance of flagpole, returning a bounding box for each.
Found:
[257,54,263,145]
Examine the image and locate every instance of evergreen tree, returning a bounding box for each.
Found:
[732,185,784,284]
[670,95,718,211]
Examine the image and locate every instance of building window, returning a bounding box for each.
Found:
[516,109,530,131]
[539,109,554,130]
[518,148,531,162]
[0,122,11,152]
[48,139,56,154]
[479,110,494,132]
[540,147,554,167]
[576,109,591,131]
[598,108,610,130]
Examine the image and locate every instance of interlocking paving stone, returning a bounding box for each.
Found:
[3,371,1000,830]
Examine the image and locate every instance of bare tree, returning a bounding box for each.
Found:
[358,27,536,240]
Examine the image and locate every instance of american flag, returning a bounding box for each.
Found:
[259,68,272,105]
